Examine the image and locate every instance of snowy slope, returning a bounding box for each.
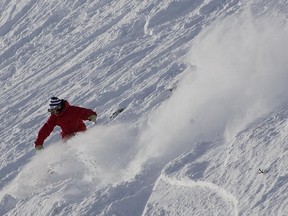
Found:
[143,107,288,216]
[1,0,288,215]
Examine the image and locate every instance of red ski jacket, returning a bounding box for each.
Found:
[35,101,96,146]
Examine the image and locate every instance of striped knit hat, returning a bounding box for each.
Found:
[49,97,61,109]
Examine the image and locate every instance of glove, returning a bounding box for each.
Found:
[35,145,44,150]
[88,115,97,123]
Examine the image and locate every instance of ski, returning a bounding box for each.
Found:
[110,108,125,119]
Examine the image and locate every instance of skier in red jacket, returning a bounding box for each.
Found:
[34,97,97,150]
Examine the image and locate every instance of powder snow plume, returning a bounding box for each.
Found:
[126,9,288,174]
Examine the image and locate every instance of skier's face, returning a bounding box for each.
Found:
[48,104,62,115]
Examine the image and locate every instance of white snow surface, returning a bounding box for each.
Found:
[1,0,288,215]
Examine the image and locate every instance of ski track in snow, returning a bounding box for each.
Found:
[159,174,239,216]
[1,0,288,215]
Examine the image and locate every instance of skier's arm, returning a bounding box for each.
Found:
[34,115,56,148]
[72,106,97,121]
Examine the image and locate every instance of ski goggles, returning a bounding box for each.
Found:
[48,104,62,114]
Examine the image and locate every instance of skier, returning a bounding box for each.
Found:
[34,97,97,150]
